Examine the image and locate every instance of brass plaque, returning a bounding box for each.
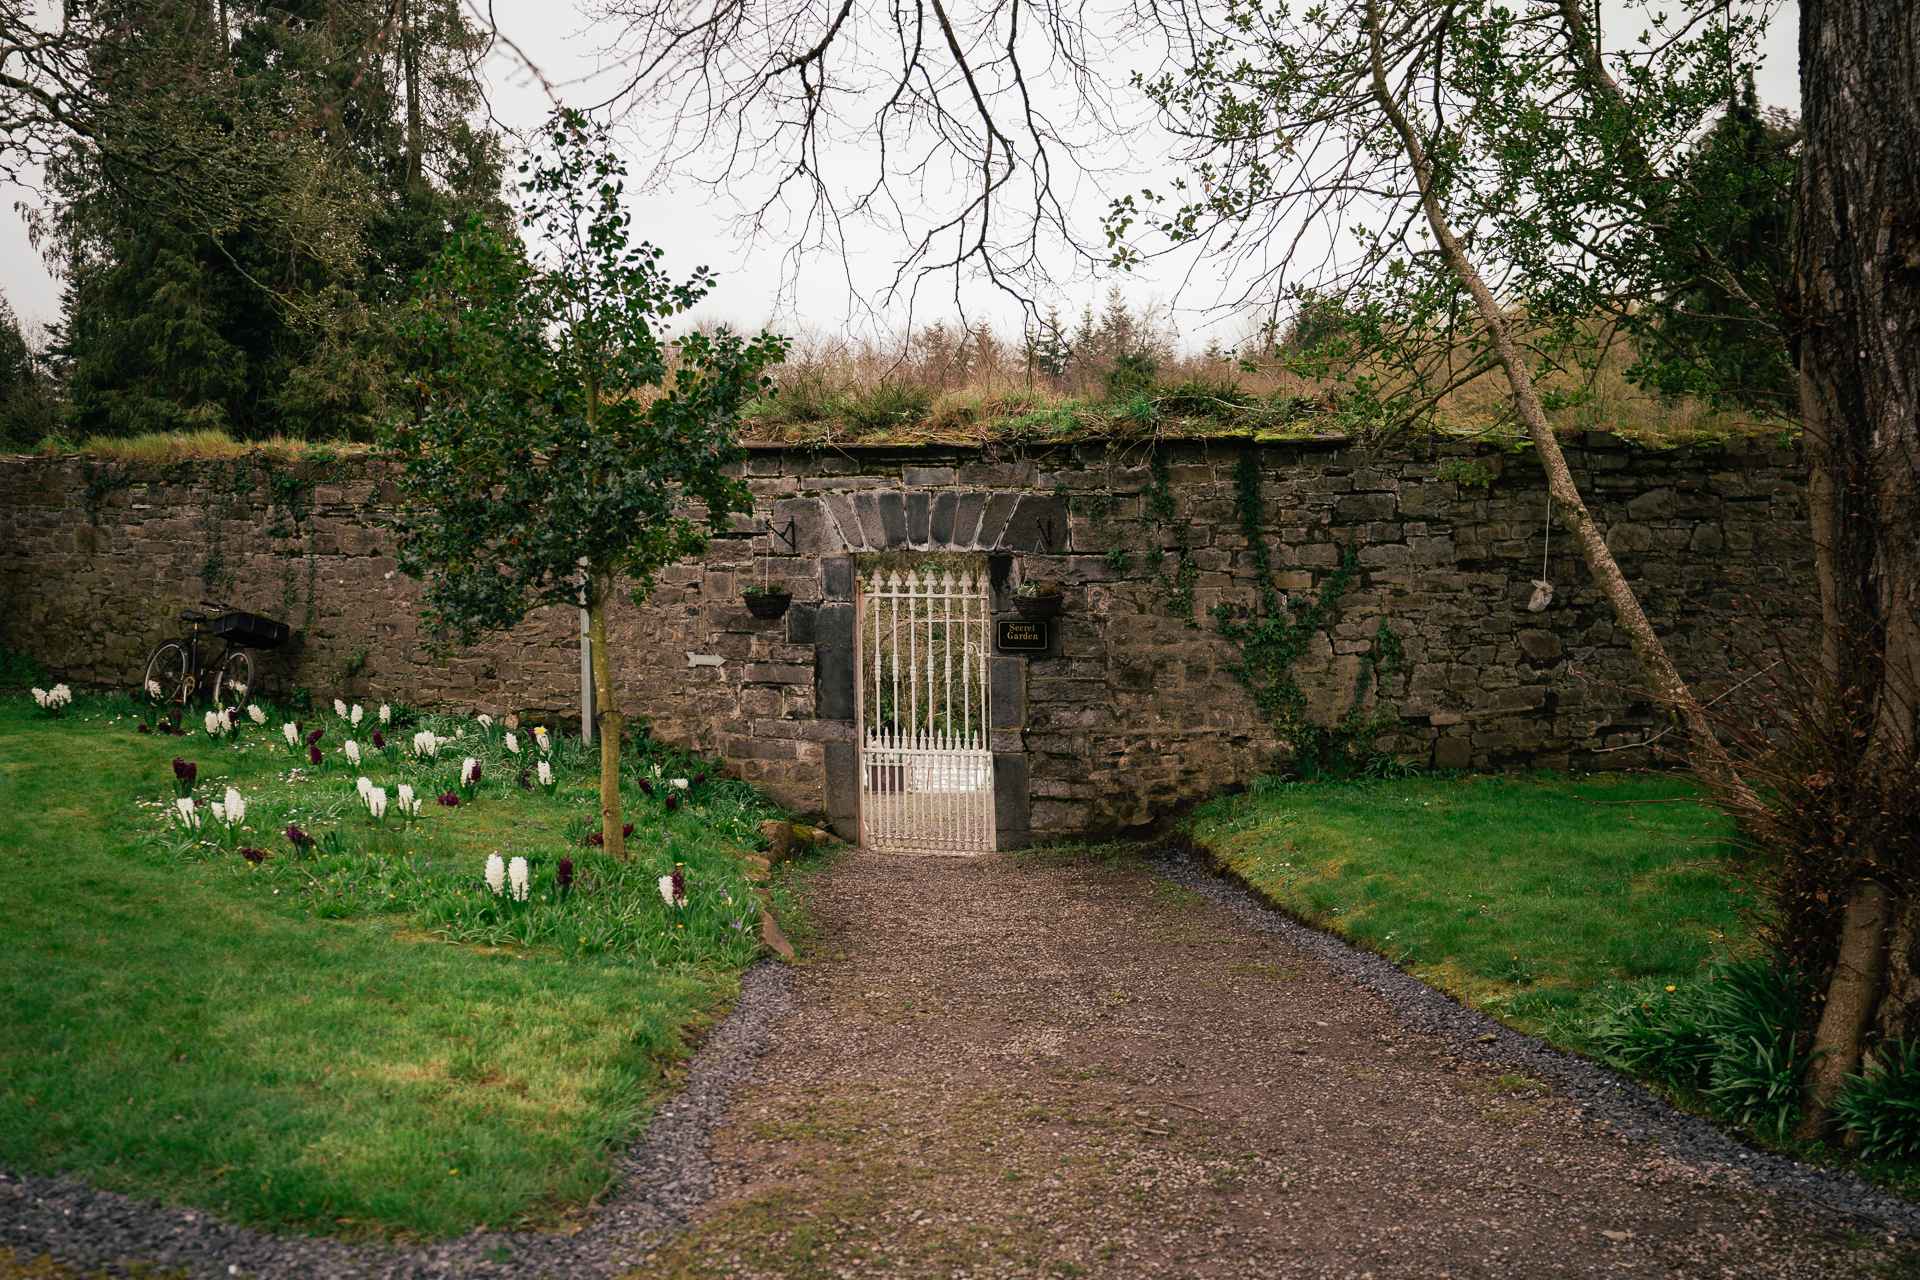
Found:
[995,619,1049,651]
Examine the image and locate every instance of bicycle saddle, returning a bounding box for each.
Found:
[180,609,206,622]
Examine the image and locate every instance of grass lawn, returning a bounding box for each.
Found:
[1186,771,1750,1051]
[0,691,797,1240]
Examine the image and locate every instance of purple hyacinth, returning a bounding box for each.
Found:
[664,795,679,812]
[557,858,574,890]
[438,791,460,807]
[172,758,197,787]
[371,730,386,750]
[638,779,654,797]
[308,745,322,766]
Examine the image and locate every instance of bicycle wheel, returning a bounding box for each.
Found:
[213,649,255,709]
[142,641,191,706]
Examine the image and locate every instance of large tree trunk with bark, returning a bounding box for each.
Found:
[1789,0,1920,1135]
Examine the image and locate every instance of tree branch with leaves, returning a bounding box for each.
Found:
[387,108,788,859]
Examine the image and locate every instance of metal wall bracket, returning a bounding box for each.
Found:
[770,518,797,553]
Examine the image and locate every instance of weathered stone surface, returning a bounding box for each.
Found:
[0,437,1808,841]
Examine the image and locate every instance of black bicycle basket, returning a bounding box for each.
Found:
[209,610,292,650]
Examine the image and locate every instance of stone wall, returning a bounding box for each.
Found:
[0,434,1810,844]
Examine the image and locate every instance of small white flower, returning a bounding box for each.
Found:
[366,787,388,820]
[222,787,246,825]
[50,684,70,707]
[247,705,267,725]
[509,856,529,902]
[505,733,520,755]
[32,687,48,707]
[356,775,374,799]
[333,699,349,718]
[344,740,361,766]
[477,714,493,729]
[145,679,163,699]
[174,797,200,830]
[485,854,506,897]
[283,723,300,747]
[350,705,364,726]
[671,777,689,790]
[537,761,553,787]
[379,704,392,724]
[461,757,479,786]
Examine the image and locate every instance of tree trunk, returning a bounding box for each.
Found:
[1363,0,1725,771]
[587,578,627,860]
[1790,0,1920,1096]
[402,0,423,190]
[1794,880,1894,1140]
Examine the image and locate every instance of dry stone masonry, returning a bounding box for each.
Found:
[0,434,1809,843]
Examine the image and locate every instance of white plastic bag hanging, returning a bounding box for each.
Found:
[1527,497,1554,613]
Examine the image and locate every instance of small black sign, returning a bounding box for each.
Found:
[995,619,1049,652]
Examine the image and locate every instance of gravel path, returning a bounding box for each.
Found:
[3,845,1915,1279]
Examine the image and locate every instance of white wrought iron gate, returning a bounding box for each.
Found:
[857,568,995,853]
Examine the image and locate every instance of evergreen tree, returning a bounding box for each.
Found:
[42,0,505,440]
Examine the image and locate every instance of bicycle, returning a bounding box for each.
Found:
[141,602,291,711]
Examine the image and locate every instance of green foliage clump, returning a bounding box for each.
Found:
[1832,1040,1920,1162]
[1588,960,1812,1141]
[844,379,935,430]
[1152,374,1252,419]
[1101,352,1157,401]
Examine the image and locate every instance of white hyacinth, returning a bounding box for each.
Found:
[356,775,374,800]
[248,705,267,725]
[350,704,364,727]
[412,729,439,759]
[364,787,388,820]
[477,714,493,729]
[397,783,419,815]
[283,722,300,747]
[378,704,391,724]
[333,699,349,718]
[461,757,479,786]
[671,777,689,790]
[504,733,520,756]
[221,787,246,825]
[204,710,228,736]
[537,761,553,787]
[344,740,361,766]
[209,800,227,824]
[508,856,529,902]
[145,679,163,699]
[658,875,683,907]
[485,854,506,897]
[174,797,200,830]
[49,683,71,707]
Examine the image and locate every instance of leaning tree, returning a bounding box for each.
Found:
[387,109,788,859]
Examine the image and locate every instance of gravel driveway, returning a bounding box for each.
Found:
[3,843,1914,1280]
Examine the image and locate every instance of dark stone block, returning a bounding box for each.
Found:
[1002,493,1067,552]
[824,741,859,834]
[814,601,854,648]
[822,492,867,549]
[906,491,931,546]
[979,492,1022,548]
[1434,736,1471,770]
[994,751,1030,839]
[822,556,854,601]
[952,491,987,547]
[815,644,855,720]
[930,491,959,545]
[873,490,909,549]
[787,602,818,644]
[990,656,1026,728]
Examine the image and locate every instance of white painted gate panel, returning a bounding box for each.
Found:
[858,568,995,853]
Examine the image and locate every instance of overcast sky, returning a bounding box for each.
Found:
[1,1,1800,346]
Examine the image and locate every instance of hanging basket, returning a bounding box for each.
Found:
[742,591,793,619]
[1011,594,1064,622]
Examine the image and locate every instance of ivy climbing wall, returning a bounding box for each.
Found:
[0,434,1810,840]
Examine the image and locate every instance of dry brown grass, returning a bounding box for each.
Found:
[23,430,376,465]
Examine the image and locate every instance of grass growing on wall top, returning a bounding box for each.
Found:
[0,691,793,1240]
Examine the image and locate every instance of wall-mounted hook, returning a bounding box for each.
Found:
[770,519,797,553]
[1039,517,1055,550]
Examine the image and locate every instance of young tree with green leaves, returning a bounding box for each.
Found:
[387,110,789,859]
